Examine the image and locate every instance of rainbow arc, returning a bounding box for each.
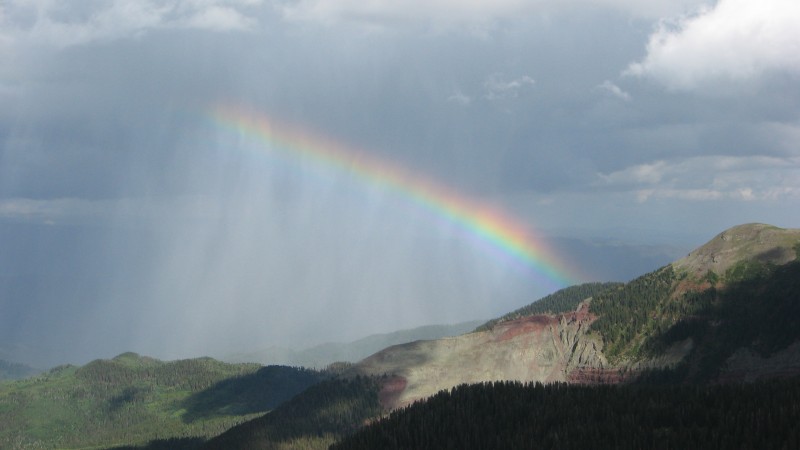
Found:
[210,104,580,289]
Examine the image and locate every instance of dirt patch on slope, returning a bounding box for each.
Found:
[567,367,634,384]
[495,315,558,342]
[378,376,408,410]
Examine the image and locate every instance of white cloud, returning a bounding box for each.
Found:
[597,80,631,101]
[179,5,257,31]
[598,155,800,202]
[626,0,800,90]
[599,160,669,185]
[483,73,535,100]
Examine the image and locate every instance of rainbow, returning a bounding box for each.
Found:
[209,104,580,289]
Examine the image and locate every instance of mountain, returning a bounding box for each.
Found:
[195,223,800,449]
[3,223,798,449]
[0,359,40,380]
[349,284,618,409]
[168,223,800,449]
[223,320,483,368]
[347,223,800,405]
[591,223,800,381]
[0,353,328,449]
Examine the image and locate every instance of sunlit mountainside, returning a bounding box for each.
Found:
[0,354,327,449]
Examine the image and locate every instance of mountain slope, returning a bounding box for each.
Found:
[349,223,800,405]
[347,282,633,407]
[673,223,800,277]
[475,282,622,332]
[0,353,327,449]
[590,223,800,378]
[351,301,607,409]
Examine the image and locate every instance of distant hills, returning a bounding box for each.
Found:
[0,359,40,380]
[1,223,799,449]
[0,353,327,449]
[222,320,483,368]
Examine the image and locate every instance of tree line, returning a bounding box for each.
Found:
[333,378,800,450]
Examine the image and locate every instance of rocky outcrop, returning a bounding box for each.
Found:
[352,301,610,409]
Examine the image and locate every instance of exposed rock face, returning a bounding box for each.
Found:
[353,302,608,409]
[672,223,800,278]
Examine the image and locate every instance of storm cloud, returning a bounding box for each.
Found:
[1,0,798,366]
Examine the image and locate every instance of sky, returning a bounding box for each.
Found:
[1,0,799,367]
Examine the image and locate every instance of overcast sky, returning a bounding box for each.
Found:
[1,0,799,366]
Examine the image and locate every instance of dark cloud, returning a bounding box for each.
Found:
[1,1,798,366]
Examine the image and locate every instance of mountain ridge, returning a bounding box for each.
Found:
[349,223,800,407]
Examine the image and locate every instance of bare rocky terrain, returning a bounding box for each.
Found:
[353,301,608,408]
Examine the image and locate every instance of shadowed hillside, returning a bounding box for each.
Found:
[202,376,383,450]
[332,379,800,450]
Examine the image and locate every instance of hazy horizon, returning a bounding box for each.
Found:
[1,0,798,368]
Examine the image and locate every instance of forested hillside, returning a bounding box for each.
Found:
[475,282,621,332]
[0,353,327,449]
[333,379,800,450]
[590,242,800,380]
